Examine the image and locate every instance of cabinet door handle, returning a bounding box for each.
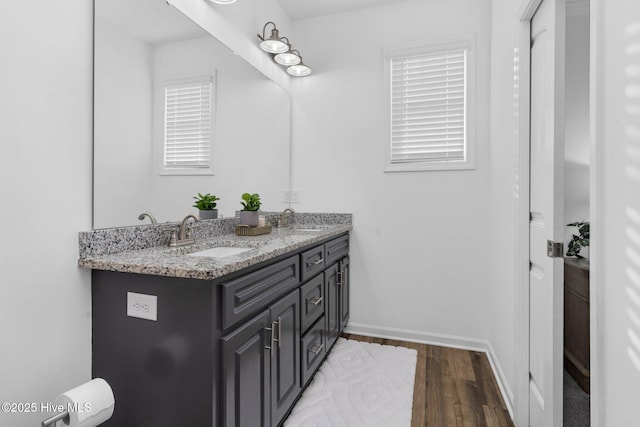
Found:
[266,320,278,356]
[310,296,323,306]
[278,317,282,349]
[336,270,343,286]
[309,343,324,355]
[264,326,273,355]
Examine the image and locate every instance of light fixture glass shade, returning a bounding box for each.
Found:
[209,0,237,3]
[274,51,301,66]
[287,63,311,77]
[259,38,288,54]
[259,28,288,54]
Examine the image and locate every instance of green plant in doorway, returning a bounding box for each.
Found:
[566,220,590,259]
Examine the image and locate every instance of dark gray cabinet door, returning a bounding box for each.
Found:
[325,263,340,349]
[221,310,271,427]
[339,257,350,332]
[300,272,325,333]
[300,316,326,387]
[270,289,301,426]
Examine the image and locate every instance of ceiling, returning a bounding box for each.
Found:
[276,0,410,21]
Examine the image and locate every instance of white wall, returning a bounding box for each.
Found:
[94,19,153,227]
[486,0,522,412]
[0,1,93,426]
[564,11,590,247]
[290,0,495,360]
[592,0,640,424]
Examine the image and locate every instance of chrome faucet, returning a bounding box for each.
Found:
[138,212,157,224]
[169,214,200,247]
[278,208,295,228]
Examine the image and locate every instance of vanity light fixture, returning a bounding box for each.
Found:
[274,44,301,66]
[208,0,237,4]
[257,22,289,54]
[286,52,311,77]
[257,22,311,77]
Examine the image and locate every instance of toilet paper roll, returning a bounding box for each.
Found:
[54,378,115,427]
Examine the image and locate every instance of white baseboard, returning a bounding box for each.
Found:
[344,322,514,419]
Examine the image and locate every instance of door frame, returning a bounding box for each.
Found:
[514,0,570,425]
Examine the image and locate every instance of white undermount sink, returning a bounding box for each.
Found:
[188,246,253,258]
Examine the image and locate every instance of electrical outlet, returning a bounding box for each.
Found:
[291,190,300,204]
[127,292,157,321]
[282,189,290,203]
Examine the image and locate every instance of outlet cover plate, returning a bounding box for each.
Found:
[127,292,157,321]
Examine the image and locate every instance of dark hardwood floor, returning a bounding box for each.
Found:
[342,334,514,427]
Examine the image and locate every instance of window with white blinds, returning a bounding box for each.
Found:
[386,40,474,171]
[163,76,213,171]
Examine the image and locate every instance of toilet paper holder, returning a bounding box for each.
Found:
[41,410,69,427]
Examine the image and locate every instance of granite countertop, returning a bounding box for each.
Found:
[78,224,351,280]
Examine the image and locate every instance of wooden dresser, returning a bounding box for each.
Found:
[564,257,590,393]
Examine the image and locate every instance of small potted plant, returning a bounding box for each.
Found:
[193,193,220,220]
[566,220,590,259]
[239,192,261,226]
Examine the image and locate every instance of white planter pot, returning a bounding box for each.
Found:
[239,211,259,226]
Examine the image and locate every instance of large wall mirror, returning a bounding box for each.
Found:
[94,0,291,229]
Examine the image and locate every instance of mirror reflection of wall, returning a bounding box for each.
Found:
[94,0,290,229]
[563,9,590,247]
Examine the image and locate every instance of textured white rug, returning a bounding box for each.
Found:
[284,338,417,427]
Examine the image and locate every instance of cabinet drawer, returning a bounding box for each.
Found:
[325,234,349,266]
[300,273,325,333]
[301,316,326,387]
[221,255,300,330]
[300,244,326,282]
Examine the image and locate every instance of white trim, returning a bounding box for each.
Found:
[514,3,539,427]
[344,322,514,420]
[382,35,476,173]
[588,0,601,424]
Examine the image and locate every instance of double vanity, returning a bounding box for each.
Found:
[79,213,351,426]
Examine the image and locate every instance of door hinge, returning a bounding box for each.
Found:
[547,240,564,258]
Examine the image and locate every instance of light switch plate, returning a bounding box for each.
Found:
[127,292,157,321]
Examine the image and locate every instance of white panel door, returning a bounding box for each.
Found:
[529,0,565,426]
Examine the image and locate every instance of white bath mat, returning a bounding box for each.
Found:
[284,338,417,427]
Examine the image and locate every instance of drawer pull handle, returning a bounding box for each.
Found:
[309,343,324,355]
[307,257,324,267]
[310,296,323,306]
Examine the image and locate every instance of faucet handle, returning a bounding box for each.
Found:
[168,230,179,246]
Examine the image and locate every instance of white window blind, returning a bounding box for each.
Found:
[164,77,213,170]
[390,48,467,166]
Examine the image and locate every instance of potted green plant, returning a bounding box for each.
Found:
[566,220,590,259]
[193,193,220,220]
[239,192,261,226]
